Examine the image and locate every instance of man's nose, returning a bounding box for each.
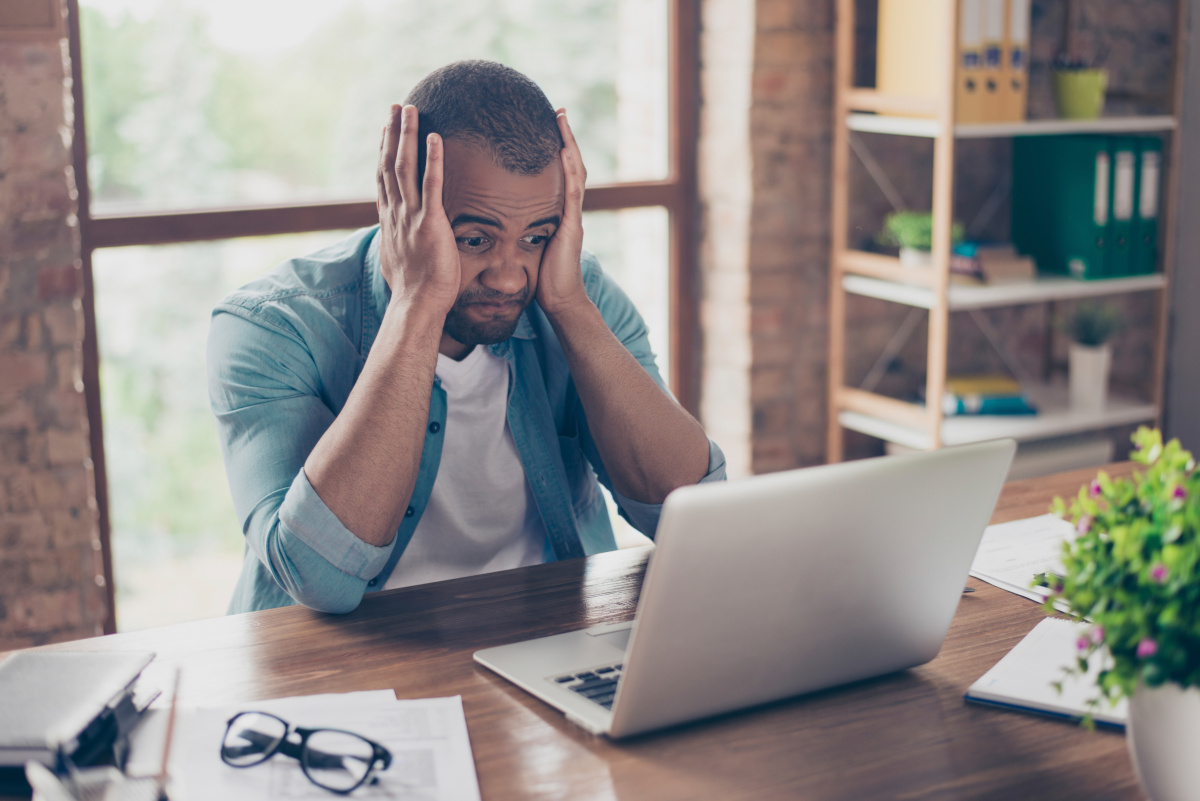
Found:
[479,243,528,296]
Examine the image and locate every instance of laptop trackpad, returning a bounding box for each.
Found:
[586,621,632,652]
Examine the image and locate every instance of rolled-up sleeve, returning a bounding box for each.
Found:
[207,305,393,613]
[577,254,727,536]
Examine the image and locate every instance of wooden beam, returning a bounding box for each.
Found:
[828,0,856,463]
[667,0,701,417]
[88,183,682,249]
[839,250,935,286]
[66,0,116,635]
[838,387,932,431]
[844,89,940,118]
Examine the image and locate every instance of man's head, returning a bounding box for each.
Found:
[405,61,566,353]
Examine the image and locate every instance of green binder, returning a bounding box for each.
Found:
[1012,135,1110,280]
[1130,137,1162,276]
[1107,137,1138,277]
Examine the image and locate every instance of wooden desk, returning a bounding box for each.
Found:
[11,464,1142,799]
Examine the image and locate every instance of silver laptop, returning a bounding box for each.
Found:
[474,439,1016,739]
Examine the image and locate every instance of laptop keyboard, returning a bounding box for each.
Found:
[553,663,623,710]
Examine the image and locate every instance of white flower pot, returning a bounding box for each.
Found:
[1127,681,1200,801]
[899,247,933,267]
[1068,342,1111,411]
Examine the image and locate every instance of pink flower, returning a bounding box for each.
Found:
[1151,564,1169,583]
[1089,626,1105,645]
[1076,636,1091,652]
[1090,480,1103,498]
[1137,638,1158,659]
[1076,515,1092,535]
[1174,486,1188,501]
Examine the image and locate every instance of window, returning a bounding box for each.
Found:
[70,0,698,630]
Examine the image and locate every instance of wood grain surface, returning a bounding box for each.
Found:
[3,463,1143,800]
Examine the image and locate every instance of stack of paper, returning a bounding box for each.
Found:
[969,513,1074,610]
[128,691,480,801]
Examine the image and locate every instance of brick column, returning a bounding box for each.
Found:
[699,0,833,476]
[0,33,108,647]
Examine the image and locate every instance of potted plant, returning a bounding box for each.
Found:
[1062,302,1122,411]
[1043,428,1200,801]
[1053,0,1107,119]
[877,211,964,267]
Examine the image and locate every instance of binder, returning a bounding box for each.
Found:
[1107,137,1138,277]
[956,0,986,123]
[1001,0,1030,121]
[1131,137,1162,275]
[1012,135,1110,280]
[877,0,992,123]
[980,0,1006,121]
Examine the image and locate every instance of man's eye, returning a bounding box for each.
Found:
[522,234,549,246]
[457,236,488,250]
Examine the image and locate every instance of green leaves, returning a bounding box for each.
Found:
[1043,427,1200,706]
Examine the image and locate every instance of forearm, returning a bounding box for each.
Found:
[546,299,710,504]
[304,298,444,546]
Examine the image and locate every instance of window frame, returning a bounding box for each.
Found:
[66,0,700,634]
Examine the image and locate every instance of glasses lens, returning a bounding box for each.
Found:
[302,729,377,792]
[221,712,287,766]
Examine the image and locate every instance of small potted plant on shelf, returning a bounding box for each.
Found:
[1062,301,1123,411]
[1053,0,1107,119]
[877,211,964,268]
[1043,427,1200,801]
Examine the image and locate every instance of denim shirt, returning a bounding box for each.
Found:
[207,227,726,614]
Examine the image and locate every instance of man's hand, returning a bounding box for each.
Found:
[376,104,460,315]
[535,110,591,317]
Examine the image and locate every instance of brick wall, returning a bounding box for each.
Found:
[0,32,108,648]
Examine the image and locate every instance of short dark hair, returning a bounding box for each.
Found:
[404,60,563,182]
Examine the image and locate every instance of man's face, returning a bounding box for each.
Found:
[439,138,564,353]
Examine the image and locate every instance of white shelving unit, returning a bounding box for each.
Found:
[827,0,1185,461]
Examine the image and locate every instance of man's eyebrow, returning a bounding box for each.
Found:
[450,213,502,229]
[527,216,561,230]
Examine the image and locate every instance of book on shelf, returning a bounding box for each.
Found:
[933,374,1038,417]
[952,242,1036,284]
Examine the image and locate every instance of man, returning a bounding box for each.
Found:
[208,61,725,614]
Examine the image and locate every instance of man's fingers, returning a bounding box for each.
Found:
[378,105,401,205]
[557,111,585,218]
[395,105,420,208]
[421,132,445,216]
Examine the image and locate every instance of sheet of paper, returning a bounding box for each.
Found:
[969,513,1073,608]
[129,691,480,801]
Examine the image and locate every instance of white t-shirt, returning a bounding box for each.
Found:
[384,345,548,590]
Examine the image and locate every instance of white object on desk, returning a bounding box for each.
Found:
[966,617,1127,728]
[969,513,1073,609]
[127,691,480,801]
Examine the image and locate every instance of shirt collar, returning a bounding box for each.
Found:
[366,227,536,349]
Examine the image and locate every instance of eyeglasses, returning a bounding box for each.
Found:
[219,711,392,795]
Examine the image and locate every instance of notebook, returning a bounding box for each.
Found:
[0,650,155,767]
[966,617,1126,728]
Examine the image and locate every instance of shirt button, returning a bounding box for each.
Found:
[429,421,441,433]
[405,506,414,517]
[367,579,377,587]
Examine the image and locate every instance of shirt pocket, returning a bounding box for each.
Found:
[557,434,600,516]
